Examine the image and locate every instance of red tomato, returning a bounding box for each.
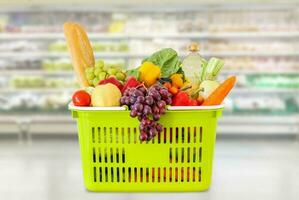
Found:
[72,90,91,106]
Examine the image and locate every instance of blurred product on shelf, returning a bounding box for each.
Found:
[10,76,78,88]
[0,57,41,70]
[0,40,41,52]
[128,39,190,54]
[225,95,299,115]
[247,74,299,88]
[0,9,297,34]
[48,40,129,53]
[206,40,299,52]
[42,59,73,71]
[223,57,299,71]
[208,11,298,32]
[0,92,71,113]
[48,40,67,52]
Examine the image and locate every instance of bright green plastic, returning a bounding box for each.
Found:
[71,107,223,192]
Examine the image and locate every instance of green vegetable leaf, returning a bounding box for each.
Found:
[142,48,182,78]
[126,68,141,81]
[201,57,224,81]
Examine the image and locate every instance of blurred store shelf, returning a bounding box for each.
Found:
[1,87,298,94]
[0,51,298,59]
[0,32,299,40]
[232,88,299,94]
[222,70,299,75]
[0,88,75,93]
[0,114,298,136]
[1,69,299,76]
[0,70,74,76]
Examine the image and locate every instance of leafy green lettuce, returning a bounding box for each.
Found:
[126,48,182,79]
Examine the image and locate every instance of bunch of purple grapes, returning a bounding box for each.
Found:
[120,84,172,141]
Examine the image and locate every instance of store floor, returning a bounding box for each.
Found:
[0,136,299,200]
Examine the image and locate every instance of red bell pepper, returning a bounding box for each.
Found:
[121,76,140,94]
[172,91,198,106]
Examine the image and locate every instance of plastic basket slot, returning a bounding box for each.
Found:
[122,167,126,182]
[109,127,113,143]
[121,128,125,144]
[175,127,179,144]
[117,167,120,182]
[175,148,178,163]
[134,167,138,182]
[110,168,113,182]
[152,168,155,182]
[200,127,203,143]
[97,127,101,143]
[181,127,185,144]
[93,167,97,182]
[181,167,184,182]
[99,167,103,183]
[199,147,202,162]
[157,168,161,182]
[99,167,102,182]
[187,147,191,163]
[98,147,102,163]
[158,131,161,143]
[163,128,167,144]
[163,167,167,182]
[187,167,190,182]
[121,147,125,163]
[198,167,201,182]
[193,147,196,163]
[169,128,173,144]
[133,128,137,144]
[193,127,197,143]
[146,168,149,183]
[104,148,108,163]
[128,167,132,182]
[187,130,190,143]
[104,127,108,143]
[110,148,113,163]
[92,127,95,143]
[127,128,131,144]
[92,148,96,162]
[175,167,178,182]
[169,147,173,163]
[181,147,185,163]
[140,168,143,183]
[116,148,119,163]
[115,128,119,143]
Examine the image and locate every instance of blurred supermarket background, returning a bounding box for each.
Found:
[1,1,299,200]
[0,0,298,139]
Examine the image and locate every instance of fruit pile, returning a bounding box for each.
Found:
[120,84,172,141]
[65,22,236,141]
[85,60,126,87]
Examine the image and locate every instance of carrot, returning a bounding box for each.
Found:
[169,86,178,95]
[202,76,236,106]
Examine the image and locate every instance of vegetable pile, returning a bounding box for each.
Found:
[64,22,236,141]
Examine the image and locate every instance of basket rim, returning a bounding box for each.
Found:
[68,103,224,111]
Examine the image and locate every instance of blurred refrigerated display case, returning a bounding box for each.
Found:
[0,3,298,136]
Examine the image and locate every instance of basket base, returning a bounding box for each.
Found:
[84,182,212,192]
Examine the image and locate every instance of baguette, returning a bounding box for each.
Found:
[63,22,95,87]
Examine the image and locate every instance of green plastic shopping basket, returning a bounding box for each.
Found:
[69,104,223,192]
